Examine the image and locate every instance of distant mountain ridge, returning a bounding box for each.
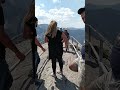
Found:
[36,24,85,44]
[36,24,48,43]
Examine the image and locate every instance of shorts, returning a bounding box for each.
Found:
[0,6,4,25]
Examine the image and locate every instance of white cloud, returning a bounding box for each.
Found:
[40,4,45,8]
[48,8,74,22]
[35,5,84,28]
[35,5,47,17]
[53,0,61,3]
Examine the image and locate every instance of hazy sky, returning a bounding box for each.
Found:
[35,0,85,28]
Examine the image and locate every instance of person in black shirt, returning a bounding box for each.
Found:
[0,1,25,89]
[24,17,45,80]
[45,20,68,78]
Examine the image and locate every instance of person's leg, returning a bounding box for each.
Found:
[66,40,69,51]
[0,62,13,90]
[0,6,5,26]
[51,58,56,75]
[34,51,40,79]
[6,70,13,90]
[57,56,63,74]
[35,52,40,73]
[34,52,44,85]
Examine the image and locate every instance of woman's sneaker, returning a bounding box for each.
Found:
[51,73,57,78]
[57,71,63,75]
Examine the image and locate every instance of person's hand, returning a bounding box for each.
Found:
[42,48,46,52]
[15,51,25,61]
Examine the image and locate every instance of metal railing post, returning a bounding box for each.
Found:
[99,40,104,75]
[72,37,73,44]
[77,43,78,51]
[99,40,103,62]
[88,27,91,59]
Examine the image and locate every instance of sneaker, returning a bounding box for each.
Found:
[51,73,57,78]
[57,71,63,75]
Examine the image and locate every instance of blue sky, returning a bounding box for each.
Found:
[35,0,85,28]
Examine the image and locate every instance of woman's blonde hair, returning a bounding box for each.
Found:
[45,20,57,38]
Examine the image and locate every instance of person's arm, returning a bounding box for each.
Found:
[61,32,68,48]
[35,37,45,52]
[0,26,25,61]
[45,36,49,43]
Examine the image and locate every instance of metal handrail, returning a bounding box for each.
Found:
[70,36,82,47]
[86,24,112,49]
[69,36,83,62]
[70,36,83,51]
[86,40,108,73]
[86,24,111,74]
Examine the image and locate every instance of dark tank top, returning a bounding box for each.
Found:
[46,30,63,59]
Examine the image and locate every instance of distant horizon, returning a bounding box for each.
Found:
[35,0,85,28]
[37,24,85,30]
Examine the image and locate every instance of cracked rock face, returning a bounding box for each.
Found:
[2,0,33,38]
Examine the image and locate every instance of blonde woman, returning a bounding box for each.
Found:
[45,20,67,77]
